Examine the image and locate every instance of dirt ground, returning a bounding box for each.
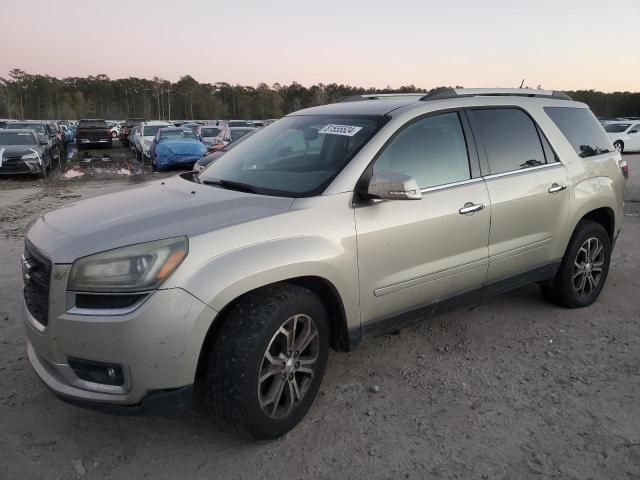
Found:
[0,145,639,480]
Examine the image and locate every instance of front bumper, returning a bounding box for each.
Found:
[25,283,217,408]
[0,158,41,175]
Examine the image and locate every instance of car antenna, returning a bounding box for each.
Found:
[519,78,525,88]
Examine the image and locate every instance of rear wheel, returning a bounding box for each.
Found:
[614,140,624,153]
[206,284,329,439]
[541,221,611,308]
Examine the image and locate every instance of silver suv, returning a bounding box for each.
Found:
[23,89,627,439]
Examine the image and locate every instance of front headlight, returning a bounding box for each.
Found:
[22,152,39,161]
[68,237,188,293]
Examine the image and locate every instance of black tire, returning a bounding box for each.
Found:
[614,140,624,153]
[541,220,611,308]
[206,284,329,439]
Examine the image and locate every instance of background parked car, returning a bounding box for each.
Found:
[211,125,257,150]
[604,121,640,153]
[119,118,147,147]
[149,127,206,171]
[192,128,257,172]
[4,120,63,164]
[0,129,52,176]
[136,120,173,159]
[198,125,221,148]
[75,119,113,149]
[179,123,201,135]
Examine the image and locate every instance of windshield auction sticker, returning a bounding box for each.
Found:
[319,124,363,136]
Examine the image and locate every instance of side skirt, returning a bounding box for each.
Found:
[348,261,560,348]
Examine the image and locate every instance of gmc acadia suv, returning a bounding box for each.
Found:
[22,88,627,439]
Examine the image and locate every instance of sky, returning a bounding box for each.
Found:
[1,0,638,92]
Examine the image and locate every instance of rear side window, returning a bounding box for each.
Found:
[373,112,471,189]
[469,109,546,174]
[545,107,612,158]
[604,123,631,133]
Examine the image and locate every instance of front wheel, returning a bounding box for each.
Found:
[541,220,611,308]
[206,284,329,439]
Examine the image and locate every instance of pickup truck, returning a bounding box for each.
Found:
[120,118,147,147]
[75,119,112,149]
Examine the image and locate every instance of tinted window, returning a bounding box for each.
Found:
[469,109,545,174]
[604,123,631,133]
[201,127,220,137]
[143,125,166,136]
[79,120,107,128]
[373,112,470,189]
[5,123,47,135]
[0,131,37,145]
[230,128,255,141]
[545,107,612,158]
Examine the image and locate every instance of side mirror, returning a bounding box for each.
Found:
[363,170,422,200]
[40,140,48,145]
[629,130,638,134]
[153,138,158,143]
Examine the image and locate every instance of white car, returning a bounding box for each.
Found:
[604,121,640,153]
[213,126,257,148]
[198,125,221,147]
[136,121,173,159]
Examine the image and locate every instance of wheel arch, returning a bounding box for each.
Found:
[580,206,615,241]
[192,276,352,405]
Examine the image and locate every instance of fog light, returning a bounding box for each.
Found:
[68,357,124,386]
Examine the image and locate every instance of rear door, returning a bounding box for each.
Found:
[355,111,491,328]
[467,108,570,283]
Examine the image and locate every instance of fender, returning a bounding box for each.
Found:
[177,235,360,330]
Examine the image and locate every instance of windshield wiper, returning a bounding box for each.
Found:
[202,178,260,194]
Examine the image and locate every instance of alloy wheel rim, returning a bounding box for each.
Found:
[573,237,604,297]
[257,314,319,419]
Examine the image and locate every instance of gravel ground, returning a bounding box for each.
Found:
[0,147,639,480]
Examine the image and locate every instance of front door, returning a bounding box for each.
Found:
[355,111,491,330]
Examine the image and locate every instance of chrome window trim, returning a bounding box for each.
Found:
[419,176,484,193]
[483,162,563,180]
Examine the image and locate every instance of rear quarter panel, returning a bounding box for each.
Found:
[529,103,624,256]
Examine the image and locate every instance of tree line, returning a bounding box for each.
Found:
[1,69,638,121]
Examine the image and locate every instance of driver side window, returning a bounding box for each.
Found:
[373,112,471,189]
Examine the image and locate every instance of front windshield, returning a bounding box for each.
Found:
[160,130,197,141]
[604,123,631,133]
[199,115,385,197]
[5,123,47,135]
[143,125,166,136]
[201,127,220,137]
[230,128,255,141]
[0,131,37,145]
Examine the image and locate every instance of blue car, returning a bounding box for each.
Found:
[150,127,207,171]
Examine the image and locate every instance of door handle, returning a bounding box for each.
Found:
[459,202,485,215]
[548,183,567,193]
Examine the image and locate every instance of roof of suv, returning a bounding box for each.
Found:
[291,88,582,118]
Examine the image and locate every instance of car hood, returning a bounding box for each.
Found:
[26,174,294,263]
[0,145,42,157]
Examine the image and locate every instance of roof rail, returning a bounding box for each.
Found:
[420,88,573,101]
[334,93,426,103]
